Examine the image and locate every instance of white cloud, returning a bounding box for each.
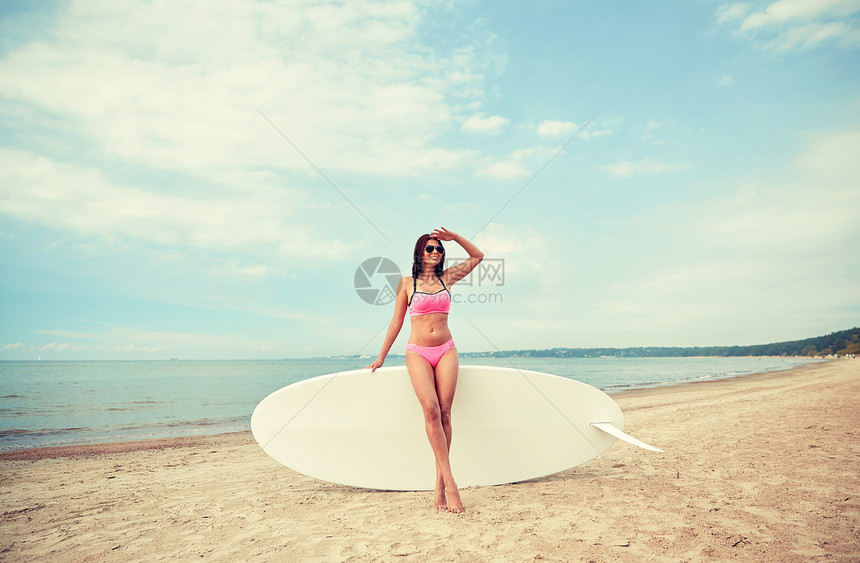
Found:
[740,0,858,30]
[536,120,578,138]
[473,146,559,179]
[599,158,690,178]
[32,323,276,356]
[34,330,99,339]
[0,148,357,263]
[472,222,558,282]
[530,119,610,140]
[763,21,860,51]
[718,74,735,86]
[716,2,752,24]
[596,126,860,339]
[796,127,860,180]
[581,129,612,140]
[1,343,23,351]
[109,344,169,353]
[475,160,530,179]
[638,120,667,143]
[461,113,510,134]
[718,0,860,51]
[40,342,89,352]
[0,1,491,177]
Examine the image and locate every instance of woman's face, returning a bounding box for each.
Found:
[422,238,444,267]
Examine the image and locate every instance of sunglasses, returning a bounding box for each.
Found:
[424,245,445,254]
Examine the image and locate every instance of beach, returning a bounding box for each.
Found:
[1,360,857,562]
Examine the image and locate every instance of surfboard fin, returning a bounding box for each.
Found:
[591,422,664,453]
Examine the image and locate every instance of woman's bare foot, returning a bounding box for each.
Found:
[433,483,447,510]
[445,482,464,514]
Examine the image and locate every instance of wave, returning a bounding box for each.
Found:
[600,366,787,392]
[0,417,250,452]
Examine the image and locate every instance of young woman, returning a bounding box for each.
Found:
[366,227,483,513]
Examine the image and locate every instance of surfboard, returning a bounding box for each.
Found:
[251,365,661,491]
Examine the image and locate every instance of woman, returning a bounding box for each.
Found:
[366,227,483,513]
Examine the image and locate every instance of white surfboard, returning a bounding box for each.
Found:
[251,365,661,491]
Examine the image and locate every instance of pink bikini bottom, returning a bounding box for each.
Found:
[406,339,455,368]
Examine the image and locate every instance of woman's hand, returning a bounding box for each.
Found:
[432,227,484,287]
[430,227,458,242]
[365,357,384,372]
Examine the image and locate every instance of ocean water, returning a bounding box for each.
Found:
[0,356,821,452]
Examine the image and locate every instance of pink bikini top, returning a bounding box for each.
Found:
[409,277,451,317]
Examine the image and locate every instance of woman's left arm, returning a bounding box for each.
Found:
[431,227,484,286]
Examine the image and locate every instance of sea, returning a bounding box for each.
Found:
[0,356,822,452]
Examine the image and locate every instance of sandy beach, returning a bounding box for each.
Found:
[1,360,857,562]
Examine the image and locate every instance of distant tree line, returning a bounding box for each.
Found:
[461,327,860,358]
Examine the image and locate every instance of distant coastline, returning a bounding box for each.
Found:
[335,327,860,360]
[464,326,859,358]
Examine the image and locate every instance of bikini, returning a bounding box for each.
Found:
[406,276,455,368]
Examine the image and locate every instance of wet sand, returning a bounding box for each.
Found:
[1,359,858,561]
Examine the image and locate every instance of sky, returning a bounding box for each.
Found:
[1,0,858,360]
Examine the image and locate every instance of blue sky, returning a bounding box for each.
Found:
[1,0,858,360]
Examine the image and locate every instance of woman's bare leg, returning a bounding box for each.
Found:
[405,349,463,513]
[430,351,457,510]
[433,347,462,513]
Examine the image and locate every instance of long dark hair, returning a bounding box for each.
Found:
[412,234,445,279]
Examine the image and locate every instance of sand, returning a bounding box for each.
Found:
[1,359,858,562]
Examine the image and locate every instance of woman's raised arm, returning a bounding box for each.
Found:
[431,228,483,287]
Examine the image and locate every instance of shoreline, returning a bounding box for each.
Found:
[0,358,833,461]
[0,432,253,462]
[2,358,857,561]
[610,356,834,398]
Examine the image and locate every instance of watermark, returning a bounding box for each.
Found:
[354,257,402,305]
[451,292,504,305]
[355,256,506,306]
[445,257,505,287]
